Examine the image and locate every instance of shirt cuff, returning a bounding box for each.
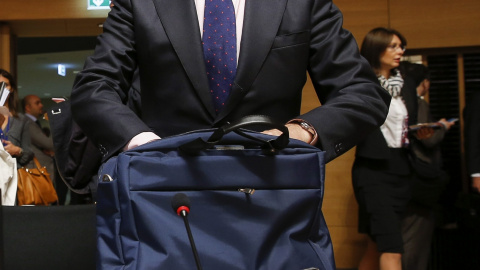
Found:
[472,173,480,177]
[124,132,161,151]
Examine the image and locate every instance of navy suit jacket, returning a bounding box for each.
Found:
[71,0,390,162]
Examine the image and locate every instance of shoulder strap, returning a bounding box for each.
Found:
[48,101,102,195]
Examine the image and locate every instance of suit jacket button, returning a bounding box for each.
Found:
[99,144,108,156]
[335,143,343,154]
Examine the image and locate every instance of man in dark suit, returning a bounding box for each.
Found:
[465,92,480,193]
[71,0,390,163]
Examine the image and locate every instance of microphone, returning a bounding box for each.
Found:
[172,192,191,217]
[171,193,202,270]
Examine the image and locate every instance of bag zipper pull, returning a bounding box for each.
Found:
[238,188,255,195]
[102,174,113,182]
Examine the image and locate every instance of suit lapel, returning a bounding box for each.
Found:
[151,0,288,122]
[216,0,288,122]
[152,0,216,118]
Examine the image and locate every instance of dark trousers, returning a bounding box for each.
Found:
[401,203,436,270]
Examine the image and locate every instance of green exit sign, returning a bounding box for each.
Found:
[88,0,111,10]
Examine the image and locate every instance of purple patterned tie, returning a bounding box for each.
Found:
[202,0,237,114]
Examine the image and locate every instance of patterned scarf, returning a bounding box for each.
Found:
[377,69,404,97]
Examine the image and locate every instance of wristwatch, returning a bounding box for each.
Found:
[287,119,318,145]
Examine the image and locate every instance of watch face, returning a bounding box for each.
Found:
[300,122,311,130]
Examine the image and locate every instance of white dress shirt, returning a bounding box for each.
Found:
[380,96,408,148]
[25,113,37,122]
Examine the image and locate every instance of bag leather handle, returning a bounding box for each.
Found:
[209,115,288,144]
[32,157,44,171]
[179,115,289,154]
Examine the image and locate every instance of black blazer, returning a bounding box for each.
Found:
[71,0,390,162]
[355,74,418,160]
[4,115,34,166]
[465,92,480,175]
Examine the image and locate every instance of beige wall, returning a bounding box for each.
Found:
[336,0,389,42]
[0,24,11,70]
[390,0,480,48]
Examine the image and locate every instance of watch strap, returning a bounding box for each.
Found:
[287,119,318,145]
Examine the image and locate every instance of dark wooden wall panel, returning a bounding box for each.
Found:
[390,0,480,48]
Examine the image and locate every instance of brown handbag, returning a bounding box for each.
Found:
[17,157,58,205]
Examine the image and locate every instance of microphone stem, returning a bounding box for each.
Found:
[182,215,202,270]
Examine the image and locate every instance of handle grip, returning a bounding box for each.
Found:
[179,115,289,154]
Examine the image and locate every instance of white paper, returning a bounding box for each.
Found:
[0,82,9,106]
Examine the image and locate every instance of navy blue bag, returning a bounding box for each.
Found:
[96,116,335,270]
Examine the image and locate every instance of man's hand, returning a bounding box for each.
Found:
[415,126,435,140]
[262,123,313,144]
[438,118,455,130]
[2,140,22,157]
[43,149,55,157]
[124,132,161,151]
[472,176,480,193]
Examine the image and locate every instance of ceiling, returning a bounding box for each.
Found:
[16,36,98,106]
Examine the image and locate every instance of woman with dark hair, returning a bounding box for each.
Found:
[352,28,421,270]
[0,68,33,166]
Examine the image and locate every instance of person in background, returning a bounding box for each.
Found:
[22,95,55,182]
[400,62,454,270]
[22,94,63,201]
[352,28,424,270]
[465,91,480,193]
[0,68,33,167]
